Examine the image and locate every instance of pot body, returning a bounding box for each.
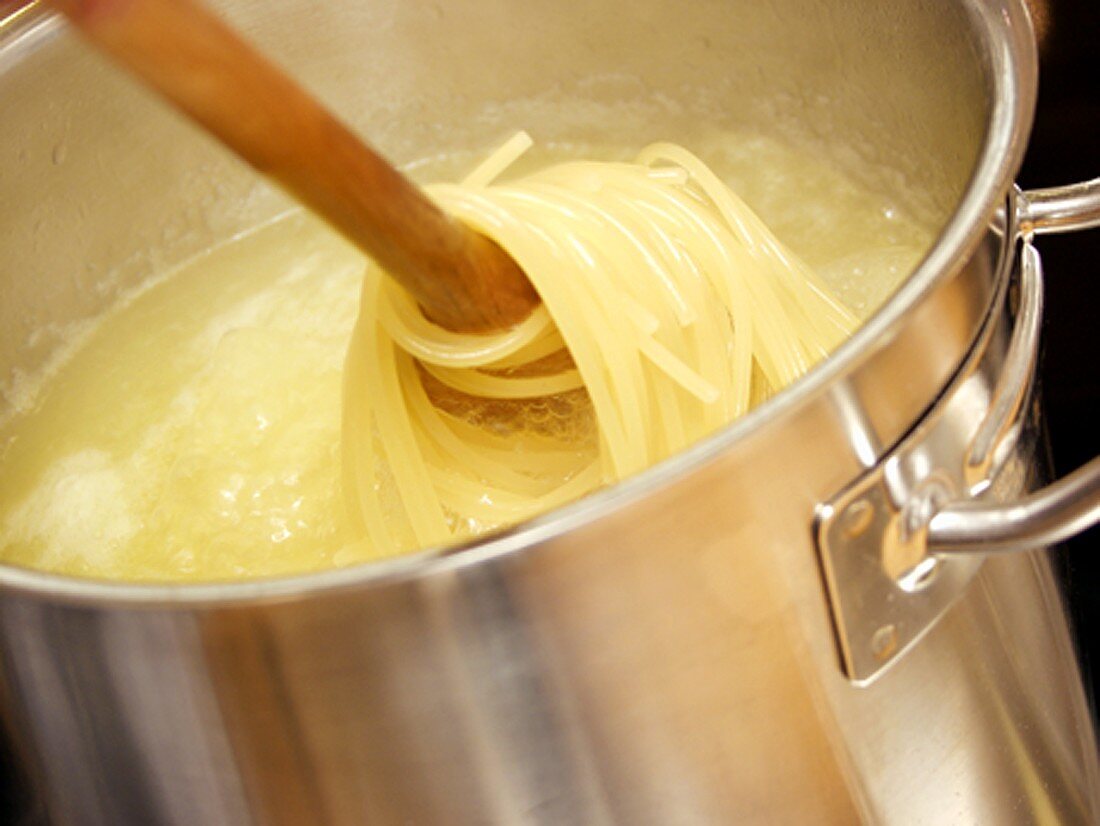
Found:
[1,1,1097,823]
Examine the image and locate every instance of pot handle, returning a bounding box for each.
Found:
[815,182,1100,684]
[1017,177,1100,235]
[929,179,1100,556]
[928,460,1100,555]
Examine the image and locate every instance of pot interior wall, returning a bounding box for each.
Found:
[0,0,989,419]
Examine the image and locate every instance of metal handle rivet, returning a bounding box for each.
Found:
[870,624,899,662]
[841,500,874,538]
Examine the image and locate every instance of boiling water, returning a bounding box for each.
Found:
[0,138,933,582]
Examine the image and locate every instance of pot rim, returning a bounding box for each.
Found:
[0,0,1039,606]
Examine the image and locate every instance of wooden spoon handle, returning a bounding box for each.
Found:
[48,0,539,333]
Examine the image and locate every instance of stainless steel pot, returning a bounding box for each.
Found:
[2,1,1100,823]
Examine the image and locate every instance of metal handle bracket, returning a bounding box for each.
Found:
[816,178,1100,685]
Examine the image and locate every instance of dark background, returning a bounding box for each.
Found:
[2,0,1099,821]
[1018,0,1100,719]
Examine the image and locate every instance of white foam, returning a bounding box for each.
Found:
[4,449,139,570]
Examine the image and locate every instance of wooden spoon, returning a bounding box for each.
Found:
[47,0,540,333]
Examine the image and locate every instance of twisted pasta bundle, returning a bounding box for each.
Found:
[341,134,856,559]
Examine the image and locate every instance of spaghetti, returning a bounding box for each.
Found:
[341,134,858,559]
